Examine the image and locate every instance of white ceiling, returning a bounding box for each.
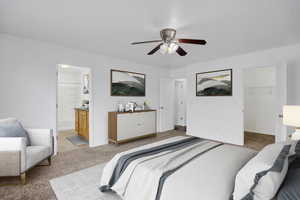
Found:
[1,0,300,68]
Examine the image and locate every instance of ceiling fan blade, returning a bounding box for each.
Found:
[176,46,187,56]
[177,39,207,45]
[131,40,163,45]
[147,43,163,55]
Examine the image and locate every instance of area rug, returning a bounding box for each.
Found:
[66,135,88,146]
[50,163,121,200]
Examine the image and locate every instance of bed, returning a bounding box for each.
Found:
[99,136,257,200]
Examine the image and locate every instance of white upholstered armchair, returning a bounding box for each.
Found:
[0,129,54,184]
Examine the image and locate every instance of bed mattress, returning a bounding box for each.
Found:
[100,136,256,200]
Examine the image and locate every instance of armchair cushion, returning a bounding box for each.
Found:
[26,146,51,169]
[0,118,31,146]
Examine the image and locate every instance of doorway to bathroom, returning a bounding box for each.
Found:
[159,78,187,133]
[56,64,92,153]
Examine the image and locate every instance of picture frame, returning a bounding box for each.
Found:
[111,69,146,96]
[196,69,232,96]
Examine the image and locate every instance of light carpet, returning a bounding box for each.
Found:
[50,163,121,200]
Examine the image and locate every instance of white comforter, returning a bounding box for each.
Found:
[100,136,256,200]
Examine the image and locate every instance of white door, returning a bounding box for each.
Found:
[175,80,186,126]
[275,63,288,142]
[159,78,175,132]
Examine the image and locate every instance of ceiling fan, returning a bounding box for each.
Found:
[131,28,207,56]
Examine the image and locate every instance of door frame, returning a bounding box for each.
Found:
[241,62,287,143]
[159,77,188,132]
[55,64,94,154]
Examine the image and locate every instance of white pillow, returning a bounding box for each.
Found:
[233,143,291,200]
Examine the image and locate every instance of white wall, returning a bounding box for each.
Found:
[2,33,300,149]
[171,43,300,145]
[0,34,169,151]
[243,66,276,135]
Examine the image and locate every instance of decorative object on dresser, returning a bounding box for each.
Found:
[75,108,89,141]
[111,69,145,96]
[283,105,300,140]
[196,69,232,96]
[116,101,146,112]
[108,110,156,144]
[125,102,136,112]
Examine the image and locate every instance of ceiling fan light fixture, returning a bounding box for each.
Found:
[159,43,168,54]
[131,28,206,56]
[160,42,178,54]
[168,43,179,54]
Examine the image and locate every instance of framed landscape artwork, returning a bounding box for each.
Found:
[196,69,232,96]
[111,69,146,96]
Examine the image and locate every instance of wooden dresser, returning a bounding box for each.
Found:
[108,110,157,144]
[75,108,89,141]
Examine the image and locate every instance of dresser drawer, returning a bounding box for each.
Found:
[108,110,157,144]
[117,113,143,140]
[116,112,156,141]
[139,111,156,135]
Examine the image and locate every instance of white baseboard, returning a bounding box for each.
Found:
[244,129,275,136]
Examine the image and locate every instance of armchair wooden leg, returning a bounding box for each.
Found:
[20,173,26,185]
[48,156,52,166]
